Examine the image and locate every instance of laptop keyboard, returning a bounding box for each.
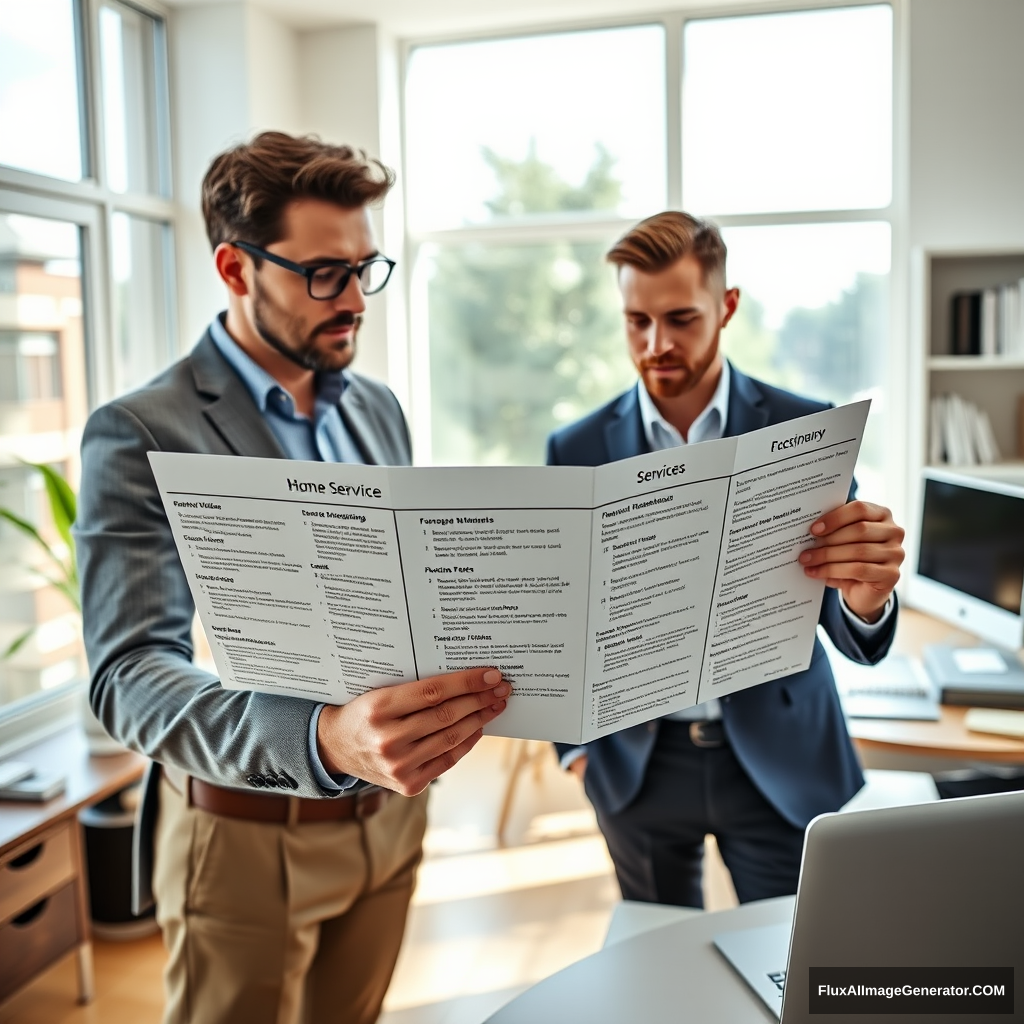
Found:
[768,970,787,993]
[843,683,932,699]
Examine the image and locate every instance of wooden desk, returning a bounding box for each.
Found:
[851,704,1024,763]
[846,608,1024,765]
[0,726,147,1009]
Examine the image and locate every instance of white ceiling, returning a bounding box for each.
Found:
[161,0,766,36]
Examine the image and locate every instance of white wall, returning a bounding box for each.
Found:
[908,0,1024,249]
[247,6,301,135]
[169,3,303,347]
[297,25,409,395]
[169,7,406,397]
[169,3,251,348]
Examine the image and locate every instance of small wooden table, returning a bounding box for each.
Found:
[847,608,1024,765]
[0,726,147,1009]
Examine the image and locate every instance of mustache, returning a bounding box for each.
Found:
[640,356,684,370]
[315,310,363,336]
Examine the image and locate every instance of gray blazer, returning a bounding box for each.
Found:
[73,329,412,910]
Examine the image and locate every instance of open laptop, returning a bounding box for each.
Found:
[714,789,1024,1023]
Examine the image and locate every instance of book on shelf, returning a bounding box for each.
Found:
[949,279,1024,358]
[951,291,981,355]
[929,392,1002,467]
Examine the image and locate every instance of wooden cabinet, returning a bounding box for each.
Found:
[0,821,89,1004]
[0,727,147,1011]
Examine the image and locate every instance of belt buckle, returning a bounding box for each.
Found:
[689,721,723,749]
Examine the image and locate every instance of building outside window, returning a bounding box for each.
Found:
[403,4,895,501]
[0,0,176,743]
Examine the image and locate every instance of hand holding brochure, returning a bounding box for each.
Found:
[149,401,869,743]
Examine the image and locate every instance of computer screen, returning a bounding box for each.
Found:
[919,477,1024,615]
[907,471,1024,647]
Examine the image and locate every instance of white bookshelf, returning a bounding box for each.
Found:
[911,248,1024,475]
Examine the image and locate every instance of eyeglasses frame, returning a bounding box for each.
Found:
[229,240,396,299]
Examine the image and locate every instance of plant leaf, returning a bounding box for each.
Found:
[0,507,69,576]
[0,506,49,548]
[33,461,77,551]
[2,627,35,660]
[29,568,81,612]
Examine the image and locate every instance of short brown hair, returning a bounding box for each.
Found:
[606,211,727,287]
[201,131,395,251]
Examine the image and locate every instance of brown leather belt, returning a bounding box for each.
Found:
[166,770,388,824]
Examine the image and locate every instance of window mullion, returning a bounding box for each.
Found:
[665,11,684,210]
[81,0,107,189]
[410,219,639,249]
[707,207,893,228]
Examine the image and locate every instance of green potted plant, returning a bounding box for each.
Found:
[0,461,79,657]
[0,461,123,754]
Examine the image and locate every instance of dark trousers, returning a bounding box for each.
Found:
[594,720,806,908]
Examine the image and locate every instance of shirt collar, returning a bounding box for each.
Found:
[637,358,731,450]
[209,312,348,414]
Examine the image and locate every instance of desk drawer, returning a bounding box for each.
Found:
[0,823,76,924]
[0,882,81,1002]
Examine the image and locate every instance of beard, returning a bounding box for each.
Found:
[252,279,361,373]
[638,340,720,400]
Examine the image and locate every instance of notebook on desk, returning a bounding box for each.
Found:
[714,789,1024,1022]
[832,653,940,721]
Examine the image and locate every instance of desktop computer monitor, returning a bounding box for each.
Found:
[905,469,1024,648]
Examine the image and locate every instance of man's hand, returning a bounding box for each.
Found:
[799,500,905,623]
[568,755,588,782]
[316,668,511,795]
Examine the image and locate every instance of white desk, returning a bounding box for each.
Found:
[485,896,794,1023]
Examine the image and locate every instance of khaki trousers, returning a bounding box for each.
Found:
[152,777,428,1024]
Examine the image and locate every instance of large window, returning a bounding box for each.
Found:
[405,25,666,466]
[0,0,176,739]
[0,0,85,181]
[404,5,895,496]
[685,5,893,497]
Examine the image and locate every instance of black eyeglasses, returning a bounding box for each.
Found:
[231,241,396,299]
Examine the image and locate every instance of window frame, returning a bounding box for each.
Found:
[398,0,908,513]
[0,0,178,752]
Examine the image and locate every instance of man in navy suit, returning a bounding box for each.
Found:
[548,211,905,907]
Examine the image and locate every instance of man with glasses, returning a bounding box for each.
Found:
[74,132,511,1024]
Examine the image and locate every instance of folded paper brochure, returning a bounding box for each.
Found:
[150,400,868,743]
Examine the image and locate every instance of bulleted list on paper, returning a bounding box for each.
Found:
[391,466,594,742]
[160,463,417,702]
[581,435,738,738]
[696,401,868,705]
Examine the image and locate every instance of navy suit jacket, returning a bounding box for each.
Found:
[545,363,897,828]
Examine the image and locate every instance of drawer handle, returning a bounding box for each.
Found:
[12,898,49,927]
[9,844,44,869]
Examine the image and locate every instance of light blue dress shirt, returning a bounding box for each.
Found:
[560,362,893,767]
[210,315,365,792]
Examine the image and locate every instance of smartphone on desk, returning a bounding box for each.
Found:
[0,771,66,802]
[0,760,34,789]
